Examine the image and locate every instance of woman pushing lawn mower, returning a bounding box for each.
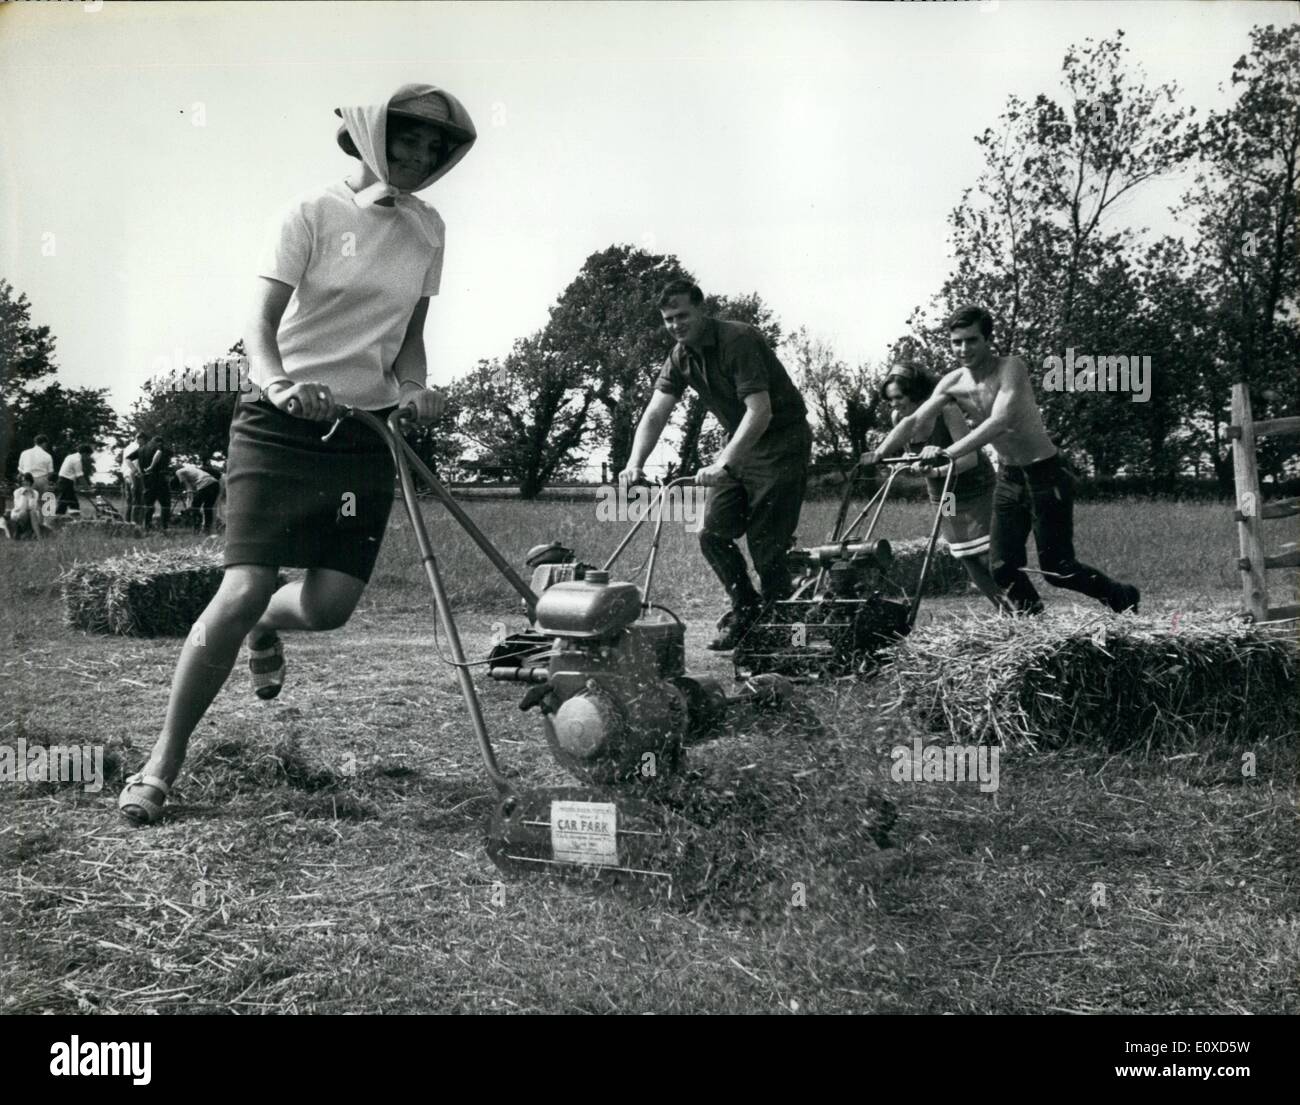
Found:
[118,83,477,825]
[878,363,1007,612]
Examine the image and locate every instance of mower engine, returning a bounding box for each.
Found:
[488,566,737,786]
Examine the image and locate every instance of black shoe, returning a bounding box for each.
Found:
[708,605,760,651]
[1109,583,1140,614]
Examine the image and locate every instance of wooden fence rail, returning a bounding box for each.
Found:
[1230,382,1300,623]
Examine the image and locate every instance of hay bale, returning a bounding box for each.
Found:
[60,518,145,539]
[880,609,1297,752]
[60,548,285,637]
[884,536,969,597]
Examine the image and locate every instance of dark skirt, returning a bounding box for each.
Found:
[223,395,398,583]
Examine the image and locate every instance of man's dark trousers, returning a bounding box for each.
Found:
[990,453,1123,612]
[699,421,813,611]
[191,482,220,532]
[55,477,79,515]
[142,480,171,531]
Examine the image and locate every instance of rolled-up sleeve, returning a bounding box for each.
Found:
[731,330,775,400]
[654,351,686,399]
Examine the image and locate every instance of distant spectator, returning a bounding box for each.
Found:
[140,435,174,532]
[17,434,55,494]
[176,463,221,533]
[121,430,148,524]
[2,472,51,540]
[55,444,94,515]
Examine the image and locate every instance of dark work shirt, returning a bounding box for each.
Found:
[141,446,172,486]
[654,317,807,439]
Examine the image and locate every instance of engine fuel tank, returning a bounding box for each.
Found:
[534,571,642,639]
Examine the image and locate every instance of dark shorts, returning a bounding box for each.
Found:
[223,395,397,583]
[929,484,993,559]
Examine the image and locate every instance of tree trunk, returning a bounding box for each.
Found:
[604,402,636,476]
[519,470,543,500]
[676,396,707,475]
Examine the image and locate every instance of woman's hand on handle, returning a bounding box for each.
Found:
[397,383,447,425]
[275,381,338,422]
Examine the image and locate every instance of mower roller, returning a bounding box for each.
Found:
[733,454,956,680]
[309,405,801,891]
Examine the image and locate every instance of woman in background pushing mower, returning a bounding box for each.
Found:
[118,83,477,824]
[879,363,1007,612]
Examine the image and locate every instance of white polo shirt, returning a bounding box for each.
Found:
[121,441,142,478]
[58,454,86,481]
[18,446,54,480]
[255,180,444,410]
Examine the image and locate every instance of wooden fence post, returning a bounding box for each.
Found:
[1230,381,1300,623]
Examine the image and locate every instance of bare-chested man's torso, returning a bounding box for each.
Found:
[944,354,1058,468]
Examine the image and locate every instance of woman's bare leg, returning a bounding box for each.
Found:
[247,567,367,646]
[128,565,281,801]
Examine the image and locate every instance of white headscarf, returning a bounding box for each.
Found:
[335,83,477,210]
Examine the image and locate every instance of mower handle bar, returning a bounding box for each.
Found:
[283,397,525,793]
[874,452,951,469]
[601,475,697,573]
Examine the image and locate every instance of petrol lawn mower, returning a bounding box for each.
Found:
[733,454,955,681]
[311,406,804,891]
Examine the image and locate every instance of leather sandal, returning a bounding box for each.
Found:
[249,635,285,700]
[118,772,172,825]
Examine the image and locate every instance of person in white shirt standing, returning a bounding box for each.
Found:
[119,83,471,826]
[17,434,55,495]
[55,444,93,515]
[121,430,148,524]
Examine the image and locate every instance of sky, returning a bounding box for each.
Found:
[2,0,1295,428]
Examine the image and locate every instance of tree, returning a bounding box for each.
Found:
[544,245,692,475]
[401,390,464,481]
[8,382,120,476]
[1181,22,1300,488]
[2,280,118,480]
[453,333,593,499]
[780,330,892,472]
[127,340,246,463]
[0,278,59,393]
[896,32,1200,477]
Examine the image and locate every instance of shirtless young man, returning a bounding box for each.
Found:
[872,305,1139,615]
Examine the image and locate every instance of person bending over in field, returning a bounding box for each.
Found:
[118,82,475,824]
[176,463,222,534]
[878,363,1006,611]
[872,305,1139,616]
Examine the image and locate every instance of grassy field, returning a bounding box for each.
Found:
[1,497,1296,1014]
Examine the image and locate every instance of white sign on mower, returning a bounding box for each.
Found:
[551,800,619,867]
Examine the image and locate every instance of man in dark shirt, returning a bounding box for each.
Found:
[140,435,173,532]
[621,279,813,650]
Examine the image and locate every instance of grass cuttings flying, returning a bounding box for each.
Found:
[880,608,1298,754]
[503,701,899,917]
